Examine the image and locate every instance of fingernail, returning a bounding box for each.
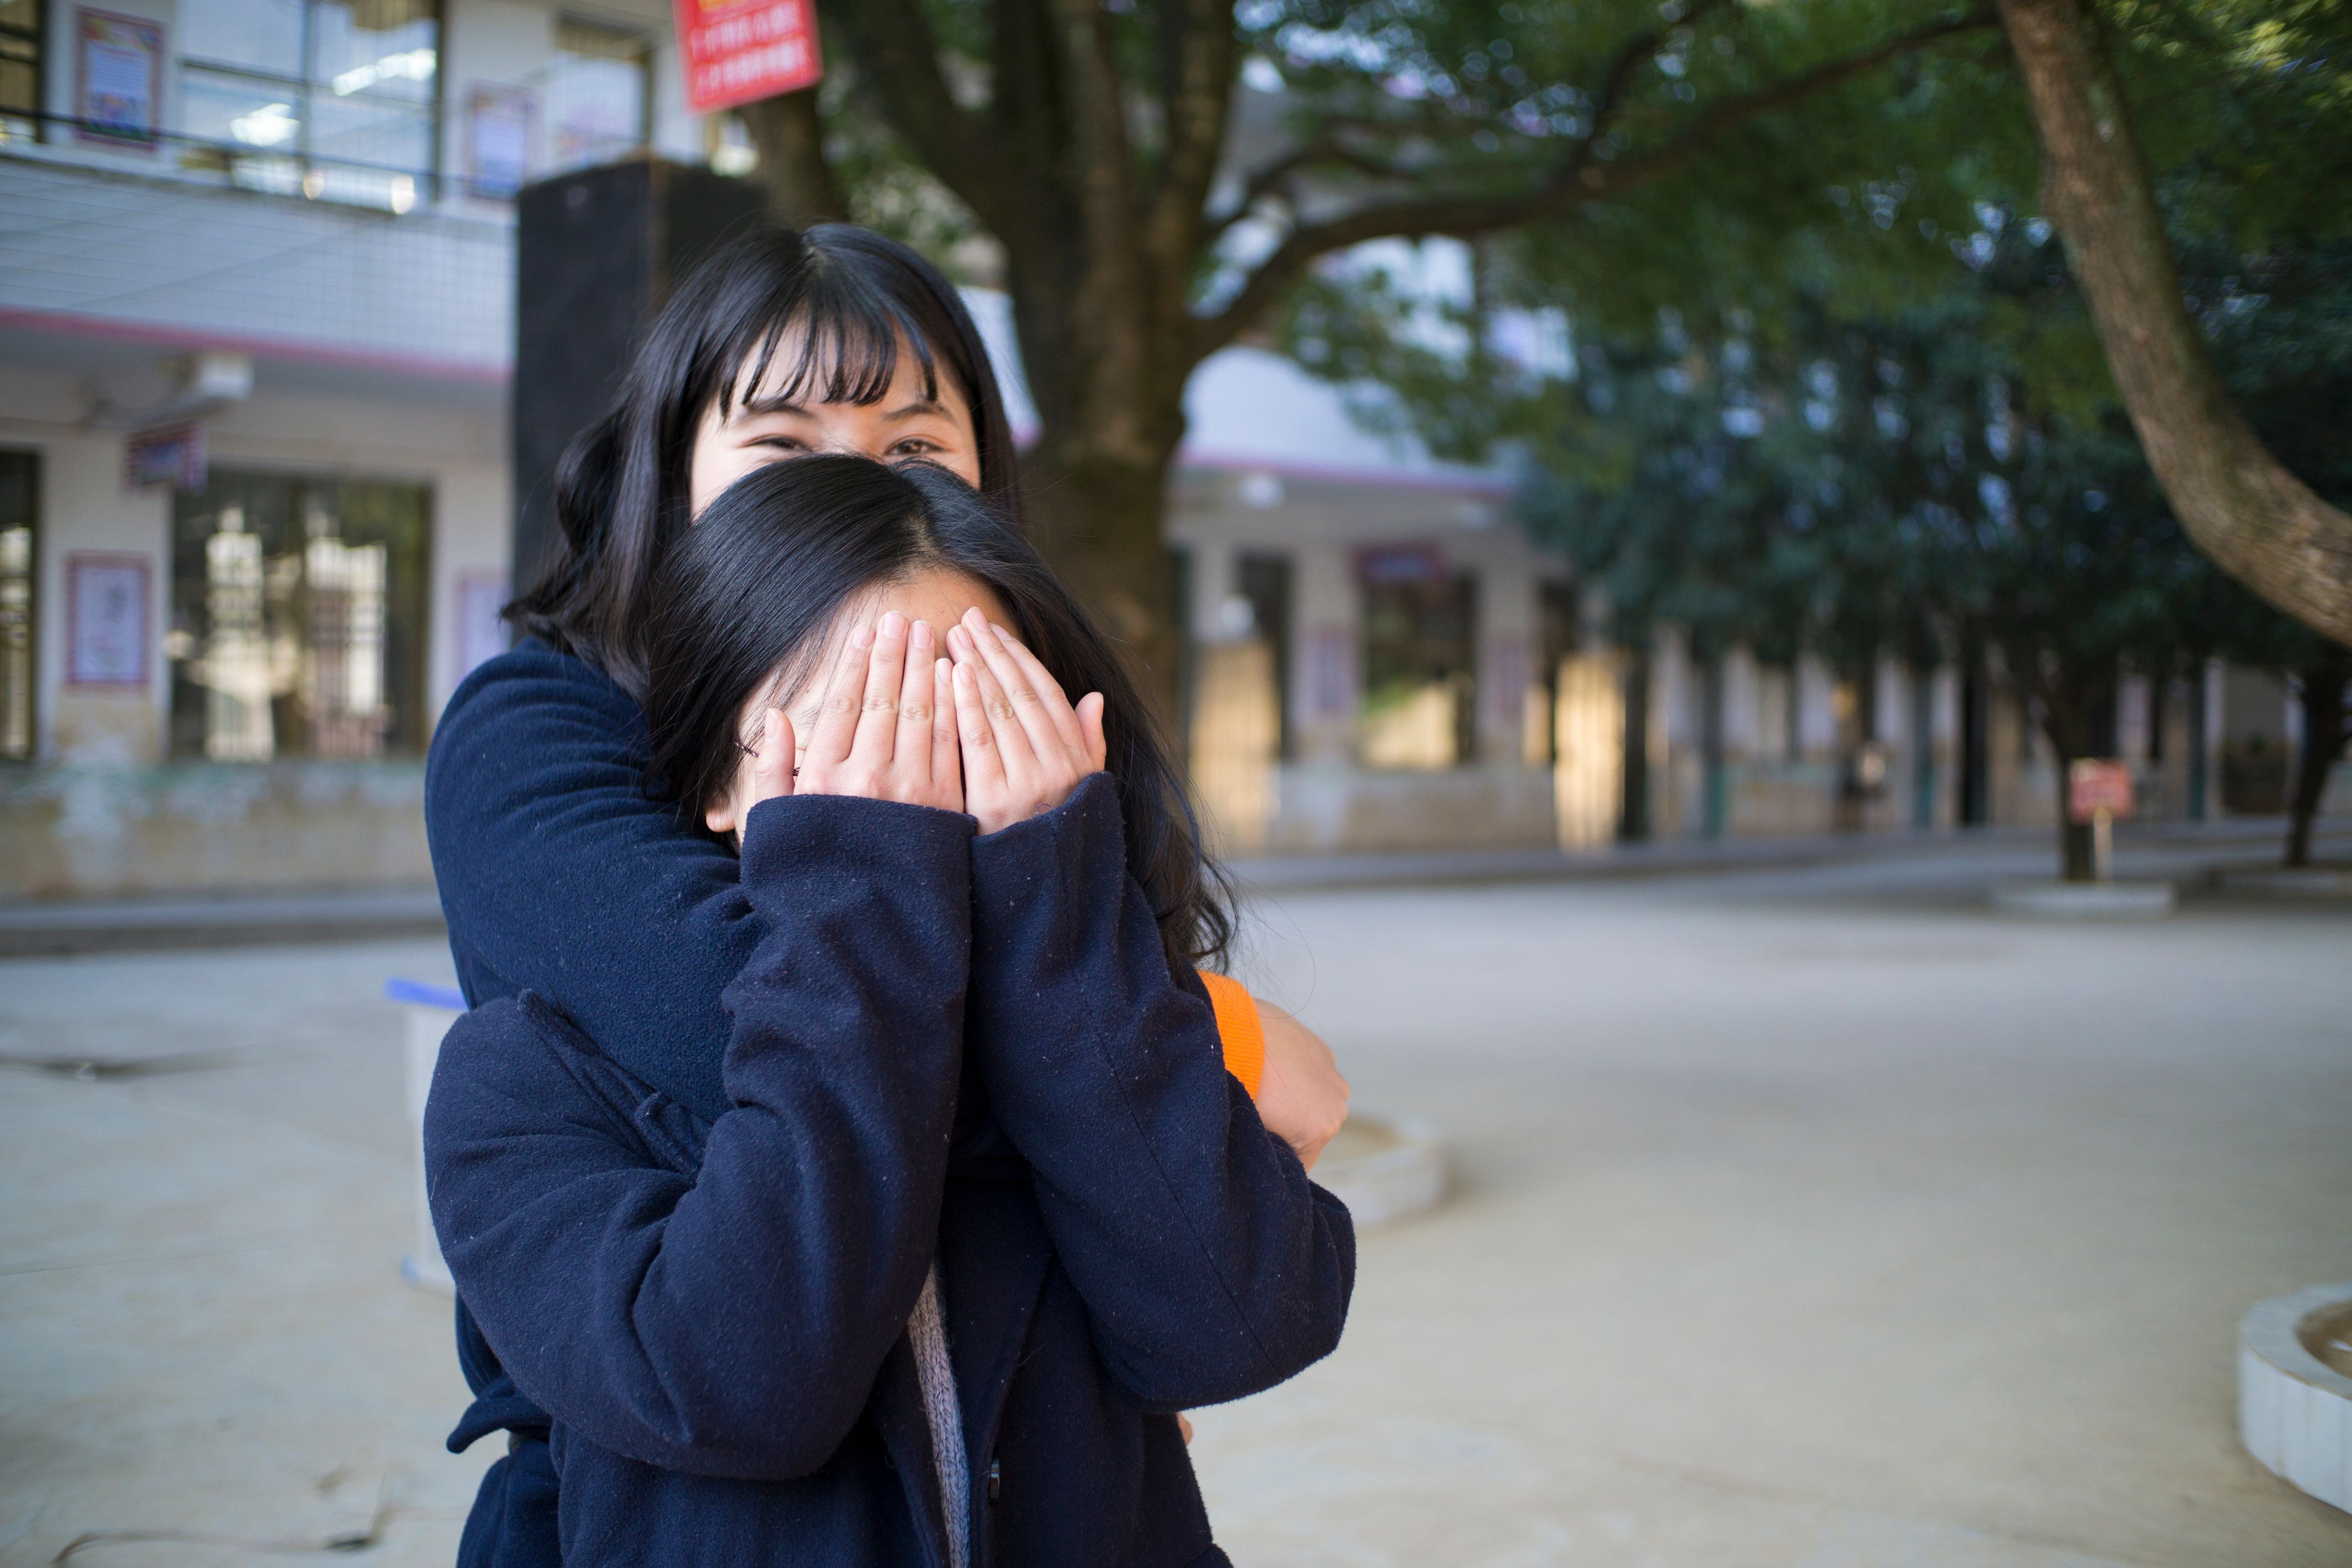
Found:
[910,619,933,650]
[880,610,906,638]
[852,624,875,650]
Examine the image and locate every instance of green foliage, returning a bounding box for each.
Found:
[1276,0,2352,425]
[2114,0,2352,251]
[1268,0,2352,705]
[2169,235,2352,673]
[1515,212,2348,740]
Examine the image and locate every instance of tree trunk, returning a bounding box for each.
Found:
[1619,646,1653,842]
[1020,438,1190,725]
[739,88,848,226]
[1699,651,1727,838]
[2048,739,2096,881]
[2285,649,2350,867]
[2028,661,2111,881]
[1994,0,2352,649]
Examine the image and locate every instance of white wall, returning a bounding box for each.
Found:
[1290,542,1358,766]
[0,158,511,375]
[439,0,556,217]
[1475,558,1537,764]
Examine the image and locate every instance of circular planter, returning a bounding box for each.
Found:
[2240,1283,2352,1515]
[1989,880,2175,918]
[1311,1114,1447,1227]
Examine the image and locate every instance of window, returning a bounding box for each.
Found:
[166,472,430,762]
[544,17,649,176]
[0,0,39,139]
[1359,562,1477,770]
[178,0,441,209]
[0,451,34,761]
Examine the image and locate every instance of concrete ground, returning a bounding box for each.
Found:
[3,838,2349,1566]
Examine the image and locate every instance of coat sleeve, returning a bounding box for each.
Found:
[422,647,752,1090]
[964,775,1355,1411]
[424,793,973,1481]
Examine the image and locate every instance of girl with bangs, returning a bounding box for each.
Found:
[423,227,1350,1564]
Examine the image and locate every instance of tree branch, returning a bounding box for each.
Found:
[1146,0,1238,286]
[1206,135,1415,244]
[816,0,1012,234]
[1607,11,1999,199]
[1190,9,1999,366]
[1206,0,1736,246]
[1582,0,1739,151]
[1996,0,2352,644]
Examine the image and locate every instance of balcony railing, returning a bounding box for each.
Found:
[0,110,443,213]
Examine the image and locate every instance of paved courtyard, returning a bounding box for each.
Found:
[3,841,2349,1565]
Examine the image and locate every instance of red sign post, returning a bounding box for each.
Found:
[2067,758,2134,883]
[674,0,823,116]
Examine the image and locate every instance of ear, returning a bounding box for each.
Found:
[705,795,740,836]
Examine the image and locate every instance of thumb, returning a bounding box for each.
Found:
[1077,691,1107,773]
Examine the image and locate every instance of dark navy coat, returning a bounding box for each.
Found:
[423,648,1352,1566]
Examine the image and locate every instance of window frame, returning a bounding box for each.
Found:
[0,448,39,764]
[539,13,654,177]
[0,0,42,137]
[173,0,445,207]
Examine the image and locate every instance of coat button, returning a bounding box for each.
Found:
[987,1458,1001,1501]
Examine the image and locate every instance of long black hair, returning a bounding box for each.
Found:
[509,225,1024,697]
[642,456,1232,973]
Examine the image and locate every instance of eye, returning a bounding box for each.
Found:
[751,434,812,454]
[887,436,942,457]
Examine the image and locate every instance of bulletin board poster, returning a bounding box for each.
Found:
[674,0,822,114]
[467,84,534,200]
[124,421,206,491]
[76,10,165,151]
[66,553,151,690]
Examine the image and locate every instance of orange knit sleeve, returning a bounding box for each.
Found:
[1195,971,1265,1100]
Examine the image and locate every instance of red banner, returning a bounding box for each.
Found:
[674,0,822,115]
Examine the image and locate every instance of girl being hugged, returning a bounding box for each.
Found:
[422,224,1348,1563]
[425,457,1354,1568]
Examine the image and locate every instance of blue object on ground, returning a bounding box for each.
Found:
[386,978,467,1010]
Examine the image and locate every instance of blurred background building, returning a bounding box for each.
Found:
[0,0,2338,897]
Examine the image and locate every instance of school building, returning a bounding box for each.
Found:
[0,1,2334,897]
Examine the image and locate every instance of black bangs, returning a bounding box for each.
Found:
[716,259,943,418]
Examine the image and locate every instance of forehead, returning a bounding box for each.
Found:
[767,569,1012,715]
[866,568,1008,629]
